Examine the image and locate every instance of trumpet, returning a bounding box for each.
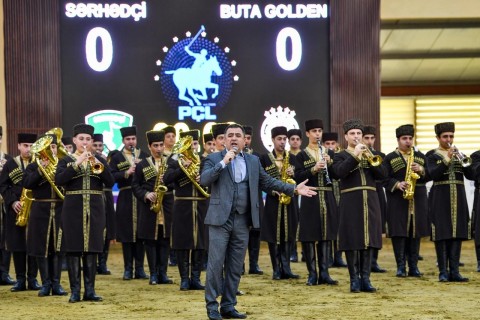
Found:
[354,139,382,167]
[83,146,104,174]
[448,143,472,167]
[317,139,332,185]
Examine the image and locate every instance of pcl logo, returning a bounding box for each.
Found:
[155,25,238,123]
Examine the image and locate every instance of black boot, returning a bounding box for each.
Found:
[370,248,386,273]
[10,252,27,291]
[27,255,41,290]
[122,243,134,280]
[67,255,81,303]
[360,248,376,292]
[83,254,102,301]
[145,243,158,285]
[290,240,298,263]
[0,249,15,285]
[280,242,299,279]
[434,240,449,282]
[318,241,338,285]
[97,240,111,275]
[476,245,480,272]
[345,250,360,293]
[248,229,263,275]
[302,242,317,286]
[268,243,282,280]
[190,250,205,290]
[51,254,67,296]
[332,240,347,267]
[407,238,423,277]
[169,250,177,266]
[157,238,173,284]
[391,237,407,277]
[134,241,148,279]
[176,250,190,290]
[448,240,468,282]
[37,257,51,297]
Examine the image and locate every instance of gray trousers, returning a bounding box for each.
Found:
[205,212,249,312]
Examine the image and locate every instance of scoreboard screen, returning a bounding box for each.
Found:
[60,0,330,151]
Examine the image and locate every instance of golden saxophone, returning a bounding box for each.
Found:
[172,136,210,198]
[16,188,33,227]
[279,152,296,205]
[150,156,169,213]
[402,147,420,200]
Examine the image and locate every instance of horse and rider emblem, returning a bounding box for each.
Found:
[157,25,234,118]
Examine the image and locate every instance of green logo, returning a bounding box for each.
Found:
[85,110,133,151]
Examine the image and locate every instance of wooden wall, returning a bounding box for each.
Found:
[330,0,381,147]
[3,0,61,154]
[2,0,381,152]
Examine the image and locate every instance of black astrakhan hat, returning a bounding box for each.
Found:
[93,133,103,143]
[61,136,73,145]
[243,125,253,136]
[287,128,302,139]
[203,133,214,143]
[146,130,165,145]
[120,126,137,138]
[271,126,288,138]
[212,123,229,139]
[163,125,176,135]
[180,129,200,140]
[343,119,364,133]
[18,133,37,144]
[322,132,338,142]
[434,122,455,136]
[396,124,415,138]
[305,119,324,131]
[363,126,376,136]
[73,123,94,137]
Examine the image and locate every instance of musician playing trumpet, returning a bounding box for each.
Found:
[132,130,174,285]
[426,122,478,282]
[383,125,430,278]
[54,124,114,302]
[331,119,386,293]
[164,129,208,291]
[295,119,339,286]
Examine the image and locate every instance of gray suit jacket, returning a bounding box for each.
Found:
[200,149,295,229]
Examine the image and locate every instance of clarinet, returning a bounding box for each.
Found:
[317,140,332,185]
[130,146,136,165]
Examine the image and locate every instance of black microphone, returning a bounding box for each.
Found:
[229,146,239,162]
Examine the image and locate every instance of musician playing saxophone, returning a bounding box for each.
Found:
[0,132,41,292]
[383,125,429,278]
[163,129,208,291]
[131,130,173,285]
[259,126,299,281]
[294,119,339,286]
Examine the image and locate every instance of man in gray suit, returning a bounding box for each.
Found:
[201,124,316,320]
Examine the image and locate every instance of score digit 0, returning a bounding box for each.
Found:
[276,27,302,71]
[85,27,113,72]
